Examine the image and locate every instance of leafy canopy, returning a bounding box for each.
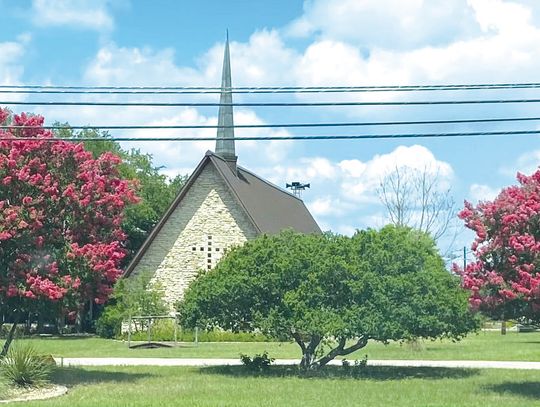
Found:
[179,226,477,368]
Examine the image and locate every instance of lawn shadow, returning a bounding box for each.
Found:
[201,365,479,381]
[52,367,153,387]
[486,381,540,399]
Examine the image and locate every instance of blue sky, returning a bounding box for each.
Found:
[2,0,540,257]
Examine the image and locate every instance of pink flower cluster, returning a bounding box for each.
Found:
[457,170,540,315]
[0,107,138,309]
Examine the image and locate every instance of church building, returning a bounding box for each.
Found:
[124,37,321,306]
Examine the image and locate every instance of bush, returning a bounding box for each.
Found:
[239,352,274,372]
[123,321,272,342]
[1,344,53,387]
[95,306,123,339]
[341,355,368,376]
[96,272,167,339]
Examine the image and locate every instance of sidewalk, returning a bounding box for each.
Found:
[53,357,540,370]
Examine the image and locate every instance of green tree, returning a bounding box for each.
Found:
[96,272,167,338]
[54,125,187,262]
[178,227,478,369]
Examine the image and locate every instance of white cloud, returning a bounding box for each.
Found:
[283,0,540,103]
[84,45,195,86]
[286,0,480,49]
[338,145,453,203]
[468,183,500,202]
[84,30,298,87]
[501,149,540,177]
[255,144,453,233]
[31,0,115,31]
[0,37,27,92]
[469,0,532,33]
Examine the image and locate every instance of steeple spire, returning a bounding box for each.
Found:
[215,32,237,163]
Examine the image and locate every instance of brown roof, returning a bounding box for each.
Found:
[124,151,320,276]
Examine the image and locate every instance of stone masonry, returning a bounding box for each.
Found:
[130,161,258,307]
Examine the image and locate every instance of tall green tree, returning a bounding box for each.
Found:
[178,227,478,369]
[54,125,187,262]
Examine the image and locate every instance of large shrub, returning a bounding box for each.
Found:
[179,227,478,369]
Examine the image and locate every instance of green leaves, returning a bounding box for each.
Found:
[178,226,478,368]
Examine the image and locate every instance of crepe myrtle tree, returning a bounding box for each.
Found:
[0,108,138,353]
[178,227,478,369]
[457,169,540,324]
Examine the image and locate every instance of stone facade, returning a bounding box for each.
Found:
[130,161,258,307]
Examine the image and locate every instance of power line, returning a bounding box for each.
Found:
[1,129,540,142]
[5,84,540,94]
[5,98,540,107]
[3,82,540,92]
[3,116,540,130]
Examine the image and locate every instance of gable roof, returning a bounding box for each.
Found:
[124,151,321,277]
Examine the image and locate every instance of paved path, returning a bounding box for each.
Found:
[53,357,540,370]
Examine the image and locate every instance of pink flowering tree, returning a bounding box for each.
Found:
[457,170,540,322]
[0,108,137,351]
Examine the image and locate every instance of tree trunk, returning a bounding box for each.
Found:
[292,331,321,370]
[37,312,44,333]
[501,319,507,335]
[56,315,65,335]
[1,313,20,357]
[75,309,83,333]
[300,351,316,369]
[24,312,31,335]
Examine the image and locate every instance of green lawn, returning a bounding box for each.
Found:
[14,365,540,406]
[16,331,540,361]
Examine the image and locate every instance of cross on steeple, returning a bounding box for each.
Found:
[215,31,237,166]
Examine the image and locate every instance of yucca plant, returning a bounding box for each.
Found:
[1,344,53,387]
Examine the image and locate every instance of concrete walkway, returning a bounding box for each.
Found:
[53,357,540,370]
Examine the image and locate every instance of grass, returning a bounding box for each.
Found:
[13,330,540,361]
[12,365,540,406]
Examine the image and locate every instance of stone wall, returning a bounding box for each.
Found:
[130,161,258,307]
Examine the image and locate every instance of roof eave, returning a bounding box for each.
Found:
[123,154,213,277]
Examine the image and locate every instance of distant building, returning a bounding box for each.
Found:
[124,37,320,306]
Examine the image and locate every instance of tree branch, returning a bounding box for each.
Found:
[315,336,369,368]
[315,337,346,367]
[291,331,306,353]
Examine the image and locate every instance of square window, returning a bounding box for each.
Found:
[207,265,212,270]
[207,235,212,240]
[208,253,212,258]
[200,247,204,251]
[215,248,220,251]
[192,247,196,251]
[208,241,212,246]
[207,259,212,263]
